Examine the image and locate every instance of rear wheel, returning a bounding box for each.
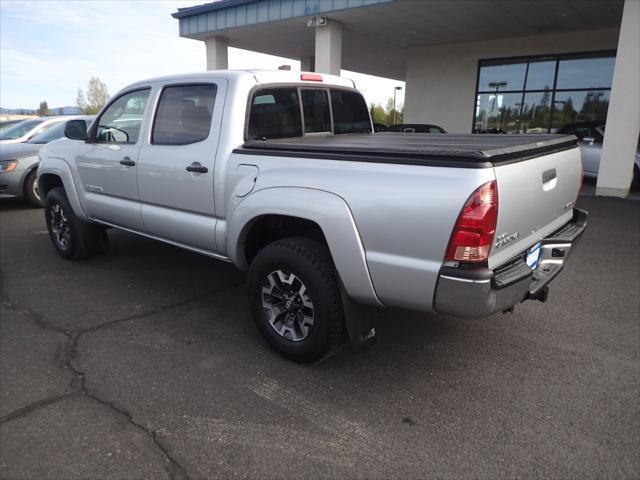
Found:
[44,187,108,259]
[247,237,345,363]
[23,170,42,207]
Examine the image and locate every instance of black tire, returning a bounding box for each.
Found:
[247,237,345,363]
[44,187,108,260]
[23,169,42,207]
[631,165,640,192]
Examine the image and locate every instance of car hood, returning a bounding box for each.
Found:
[0,142,42,161]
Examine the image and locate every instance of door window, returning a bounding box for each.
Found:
[152,84,217,145]
[96,89,150,144]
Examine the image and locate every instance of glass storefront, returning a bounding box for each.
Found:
[473,52,615,134]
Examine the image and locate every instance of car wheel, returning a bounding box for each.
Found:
[247,237,345,363]
[44,187,108,260]
[23,169,42,207]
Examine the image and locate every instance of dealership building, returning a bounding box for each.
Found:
[173,0,639,197]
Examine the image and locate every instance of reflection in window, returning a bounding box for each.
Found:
[525,61,555,90]
[520,90,553,133]
[478,63,526,92]
[474,53,614,134]
[556,57,616,89]
[97,89,150,144]
[551,91,610,131]
[474,93,523,133]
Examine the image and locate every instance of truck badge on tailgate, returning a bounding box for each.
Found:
[495,231,519,248]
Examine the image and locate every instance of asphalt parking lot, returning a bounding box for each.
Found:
[0,193,638,480]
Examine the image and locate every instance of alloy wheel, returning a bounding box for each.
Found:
[261,269,314,341]
[49,203,70,249]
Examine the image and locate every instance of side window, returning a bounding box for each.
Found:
[152,84,217,145]
[96,89,150,144]
[247,88,302,140]
[330,90,371,134]
[301,89,330,133]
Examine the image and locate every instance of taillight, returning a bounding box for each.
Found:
[445,180,498,263]
[300,73,323,82]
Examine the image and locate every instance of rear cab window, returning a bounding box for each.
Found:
[247,85,371,140]
[152,84,217,145]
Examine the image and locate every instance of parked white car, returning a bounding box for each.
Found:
[0,116,73,145]
[557,121,640,190]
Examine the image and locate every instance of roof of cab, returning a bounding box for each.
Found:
[125,69,356,90]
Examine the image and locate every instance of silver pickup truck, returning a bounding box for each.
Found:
[37,70,587,362]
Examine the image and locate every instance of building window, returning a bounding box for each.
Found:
[473,52,615,134]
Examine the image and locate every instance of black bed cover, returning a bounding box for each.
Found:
[237,133,578,168]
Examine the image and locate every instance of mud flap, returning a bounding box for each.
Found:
[338,279,380,353]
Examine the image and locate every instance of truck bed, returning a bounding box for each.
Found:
[238,133,578,168]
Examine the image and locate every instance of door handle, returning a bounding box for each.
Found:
[120,157,135,167]
[186,162,208,174]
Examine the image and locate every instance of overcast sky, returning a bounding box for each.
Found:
[0,0,405,110]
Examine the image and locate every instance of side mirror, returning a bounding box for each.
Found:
[64,120,87,140]
[582,137,595,145]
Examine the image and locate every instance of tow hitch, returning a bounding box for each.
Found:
[526,286,549,303]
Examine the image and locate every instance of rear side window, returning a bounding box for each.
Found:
[301,89,330,133]
[248,88,302,140]
[152,84,217,145]
[330,90,371,134]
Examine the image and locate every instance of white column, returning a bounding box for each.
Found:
[315,20,342,75]
[300,56,315,72]
[204,36,228,70]
[596,0,640,198]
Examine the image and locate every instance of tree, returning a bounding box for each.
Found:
[76,77,110,114]
[369,103,387,124]
[57,107,64,115]
[384,97,403,125]
[37,101,49,116]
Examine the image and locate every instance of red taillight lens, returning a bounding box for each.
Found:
[445,180,498,263]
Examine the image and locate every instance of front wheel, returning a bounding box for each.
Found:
[24,170,42,207]
[44,187,108,260]
[247,237,345,363]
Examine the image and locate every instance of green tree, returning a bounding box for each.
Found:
[76,77,110,114]
[369,103,387,125]
[384,97,403,125]
[37,101,49,116]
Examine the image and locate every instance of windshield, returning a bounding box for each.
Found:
[0,118,45,140]
[28,119,92,144]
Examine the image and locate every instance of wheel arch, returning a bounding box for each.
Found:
[227,187,381,306]
[38,158,88,221]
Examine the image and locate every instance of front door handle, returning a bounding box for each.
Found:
[120,157,135,167]
[186,162,208,174]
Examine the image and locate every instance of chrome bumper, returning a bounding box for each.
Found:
[433,208,588,318]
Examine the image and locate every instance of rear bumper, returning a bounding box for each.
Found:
[433,208,587,318]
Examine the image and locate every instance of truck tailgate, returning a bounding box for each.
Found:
[489,146,582,269]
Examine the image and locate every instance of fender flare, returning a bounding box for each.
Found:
[37,157,89,221]
[227,187,382,307]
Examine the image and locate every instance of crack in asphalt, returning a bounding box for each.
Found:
[1,280,244,480]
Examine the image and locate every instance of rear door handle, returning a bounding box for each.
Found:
[120,157,135,167]
[186,162,208,174]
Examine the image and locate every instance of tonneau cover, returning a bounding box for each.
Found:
[238,133,578,168]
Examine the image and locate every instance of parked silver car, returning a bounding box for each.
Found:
[0,116,93,206]
[0,116,77,145]
[557,121,640,190]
